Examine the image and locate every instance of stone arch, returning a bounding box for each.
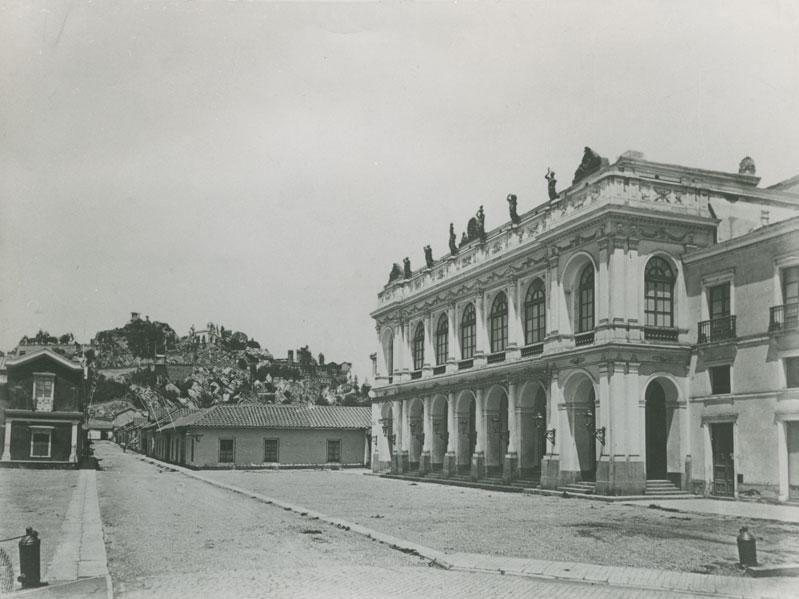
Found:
[563,370,599,482]
[430,394,448,470]
[407,397,424,471]
[517,379,548,480]
[379,327,394,380]
[643,375,682,482]
[560,251,598,336]
[484,384,509,475]
[455,389,477,473]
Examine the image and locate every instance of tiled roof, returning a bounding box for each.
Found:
[87,419,114,430]
[168,404,371,431]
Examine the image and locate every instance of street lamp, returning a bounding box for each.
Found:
[534,411,556,447]
[583,410,606,445]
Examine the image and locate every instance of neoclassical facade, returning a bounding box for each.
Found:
[370,150,799,498]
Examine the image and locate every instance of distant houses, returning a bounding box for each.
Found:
[130,404,371,469]
[0,349,87,467]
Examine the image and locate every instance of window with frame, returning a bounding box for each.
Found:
[709,365,731,395]
[490,292,508,353]
[33,374,55,412]
[385,336,394,377]
[412,323,425,371]
[786,357,799,389]
[435,314,448,365]
[645,257,675,327]
[708,283,731,320]
[264,438,279,462]
[327,439,341,463]
[30,428,52,458]
[524,279,546,344]
[218,439,235,463]
[460,303,476,359]
[783,267,799,305]
[577,265,595,333]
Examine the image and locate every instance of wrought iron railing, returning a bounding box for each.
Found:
[520,343,544,357]
[644,327,679,342]
[486,351,506,364]
[458,359,474,370]
[697,316,736,344]
[433,365,446,375]
[410,370,422,380]
[574,331,595,346]
[769,303,799,332]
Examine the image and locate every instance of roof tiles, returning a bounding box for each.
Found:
[166,404,370,431]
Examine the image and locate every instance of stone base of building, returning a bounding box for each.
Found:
[444,452,456,477]
[373,458,391,473]
[539,456,560,489]
[471,451,485,480]
[400,451,409,473]
[409,460,420,472]
[420,451,431,473]
[503,453,518,482]
[595,459,646,496]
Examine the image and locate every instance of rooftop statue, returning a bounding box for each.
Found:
[459,231,468,248]
[424,245,434,268]
[388,263,402,284]
[507,194,520,224]
[739,156,756,175]
[449,223,458,256]
[403,257,412,279]
[545,168,558,200]
[572,146,606,184]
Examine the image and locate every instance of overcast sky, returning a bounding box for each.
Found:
[1,1,798,378]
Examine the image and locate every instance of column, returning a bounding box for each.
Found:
[401,398,411,472]
[626,361,645,494]
[472,388,486,479]
[504,380,519,481]
[423,314,434,372]
[447,304,458,371]
[475,293,488,359]
[445,391,456,476]
[69,422,78,463]
[596,362,612,494]
[392,400,403,473]
[626,239,642,340]
[597,239,610,330]
[546,253,562,347]
[392,324,403,380]
[1,420,12,461]
[609,238,627,327]
[507,280,523,356]
[421,396,433,472]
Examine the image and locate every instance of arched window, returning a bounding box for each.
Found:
[645,257,675,327]
[460,304,476,360]
[384,332,394,378]
[435,314,449,365]
[577,265,595,333]
[412,323,425,371]
[490,292,508,353]
[524,279,546,345]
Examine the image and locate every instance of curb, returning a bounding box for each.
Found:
[135,454,795,599]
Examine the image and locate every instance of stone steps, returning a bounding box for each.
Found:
[645,479,687,495]
[559,482,597,495]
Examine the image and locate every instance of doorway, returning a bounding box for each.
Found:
[645,381,668,479]
[710,422,734,497]
[788,422,799,501]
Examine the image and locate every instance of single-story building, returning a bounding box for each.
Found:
[152,403,371,469]
[1,349,87,467]
[87,419,114,440]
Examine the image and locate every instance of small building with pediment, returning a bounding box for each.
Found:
[1,348,87,467]
[370,149,799,501]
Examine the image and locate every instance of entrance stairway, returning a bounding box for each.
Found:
[559,482,596,495]
[645,479,686,495]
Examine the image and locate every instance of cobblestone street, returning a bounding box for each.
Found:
[202,467,799,576]
[94,443,713,598]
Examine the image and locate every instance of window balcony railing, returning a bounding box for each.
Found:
[644,326,679,342]
[574,331,595,346]
[433,365,446,375]
[770,303,799,332]
[486,351,506,364]
[410,370,422,380]
[697,316,736,344]
[520,343,544,357]
[458,359,474,370]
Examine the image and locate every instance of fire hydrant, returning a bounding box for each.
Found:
[18,527,42,588]
[737,526,757,568]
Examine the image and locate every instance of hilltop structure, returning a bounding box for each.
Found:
[369,149,799,501]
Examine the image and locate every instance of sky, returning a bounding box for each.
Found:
[1,1,798,379]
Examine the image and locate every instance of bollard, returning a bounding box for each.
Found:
[737,526,758,567]
[18,527,42,588]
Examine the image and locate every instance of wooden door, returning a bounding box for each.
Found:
[711,423,734,497]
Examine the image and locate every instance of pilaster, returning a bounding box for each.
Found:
[444,391,456,476]
[504,380,519,481]
[472,387,486,479]
[2,420,12,461]
[421,396,433,472]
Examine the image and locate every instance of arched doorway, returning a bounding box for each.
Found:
[566,376,597,483]
[455,391,476,475]
[485,385,508,477]
[408,398,424,471]
[645,381,668,480]
[430,395,448,471]
[518,382,547,481]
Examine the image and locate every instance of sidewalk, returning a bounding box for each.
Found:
[137,453,798,599]
[14,470,112,599]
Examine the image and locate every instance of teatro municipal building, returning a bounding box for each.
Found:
[369,148,799,501]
